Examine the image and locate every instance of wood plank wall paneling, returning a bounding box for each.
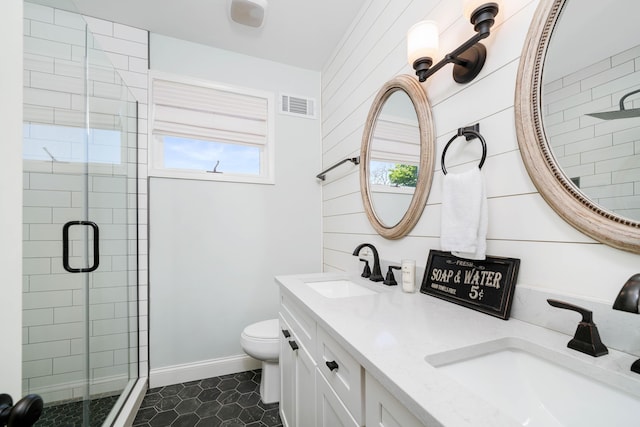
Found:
[320,0,640,301]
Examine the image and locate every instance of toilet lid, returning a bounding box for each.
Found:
[243,319,279,340]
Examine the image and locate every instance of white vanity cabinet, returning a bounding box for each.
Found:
[365,372,423,427]
[279,290,425,427]
[280,293,364,427]
[279,295,317,427]
[279,315,316,427]
[316,370,360,427]
[315,326,363,426]
[279,316,295,426]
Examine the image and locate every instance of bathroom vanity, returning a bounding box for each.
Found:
[276,273,640,427]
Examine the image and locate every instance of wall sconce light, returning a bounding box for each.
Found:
[407,1,499,83]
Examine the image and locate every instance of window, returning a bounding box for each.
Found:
[149,73,275,183]
[369,161,419,188]
[23,123,124,165]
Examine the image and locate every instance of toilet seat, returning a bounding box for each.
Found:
[240,318,279,362]
[242,319,278,341]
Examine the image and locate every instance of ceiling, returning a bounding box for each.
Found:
[67,0,369,71]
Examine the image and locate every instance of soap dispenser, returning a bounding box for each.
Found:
[401,259,416,292]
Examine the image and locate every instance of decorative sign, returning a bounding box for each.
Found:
[420,250,520,320]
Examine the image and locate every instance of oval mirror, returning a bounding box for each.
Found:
[516,0,640,253]
[360,74,435,239]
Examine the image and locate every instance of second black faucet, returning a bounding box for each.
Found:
[547,299,608,357]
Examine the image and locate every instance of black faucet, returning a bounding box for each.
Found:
[353,243,383,282]
[613,273,640,373]
[547,299,608,357]
[359,259,371,278]
[384,266,401,286]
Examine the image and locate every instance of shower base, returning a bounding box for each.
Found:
[35,395,119,427]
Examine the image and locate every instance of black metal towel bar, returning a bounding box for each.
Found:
[316,156,360,181]
[441,123,487,175]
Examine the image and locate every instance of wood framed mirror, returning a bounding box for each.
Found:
[360,74,435,239]
[515,0,640,253]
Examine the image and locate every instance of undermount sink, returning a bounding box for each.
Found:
[305,280,377,299]
[425,337,640,426]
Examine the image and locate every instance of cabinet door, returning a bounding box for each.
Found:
[280,316,295,427]
[316,369,359,427]
[316,326,363,424]
[294,341,316,427]
[281,315,317,427]
[365,372,424,427]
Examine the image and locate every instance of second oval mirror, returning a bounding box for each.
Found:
[516,0,640,253]
[361,74,435,239]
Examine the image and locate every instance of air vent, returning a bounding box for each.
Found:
[280,94,317,119]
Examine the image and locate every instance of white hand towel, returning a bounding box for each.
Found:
[440,167,488,260]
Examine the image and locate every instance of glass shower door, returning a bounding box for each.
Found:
[85,26,139,426]
[22,2,139,425]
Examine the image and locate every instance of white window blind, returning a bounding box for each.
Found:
[152,78,269,145]
[370,118,421,164]
[149,73,275,184]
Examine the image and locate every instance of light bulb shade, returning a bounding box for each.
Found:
[407,20,439,66]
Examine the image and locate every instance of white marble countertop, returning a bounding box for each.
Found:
[275,272,640,427]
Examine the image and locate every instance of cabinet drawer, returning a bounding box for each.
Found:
[316,368,359,427]
[365,372,424,427]
[316,326,363,425]
[281,293,316,352]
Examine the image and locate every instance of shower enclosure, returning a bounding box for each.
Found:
[22,1,140,424]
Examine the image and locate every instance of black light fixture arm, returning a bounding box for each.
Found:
[415,30,488,82]
[413,2,499,83]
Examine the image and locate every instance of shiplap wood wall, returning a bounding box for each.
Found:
[320,0,640,302]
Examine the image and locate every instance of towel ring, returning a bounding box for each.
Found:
[441,128,487,175]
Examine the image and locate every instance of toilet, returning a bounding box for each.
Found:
[240,318,280,404]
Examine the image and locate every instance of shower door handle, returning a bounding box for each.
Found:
[62,221,100,273]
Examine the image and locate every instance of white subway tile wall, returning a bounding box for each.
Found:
[23,2,148,404]
[544,45,640,219]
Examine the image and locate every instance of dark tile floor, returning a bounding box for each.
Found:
[35,395,119,427]
[133,370,283,427]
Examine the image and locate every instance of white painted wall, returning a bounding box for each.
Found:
[0,0,23,399]
[320,0,640,304]
[148,34,322,381]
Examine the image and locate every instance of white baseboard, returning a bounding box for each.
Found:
[149,354,261,388]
